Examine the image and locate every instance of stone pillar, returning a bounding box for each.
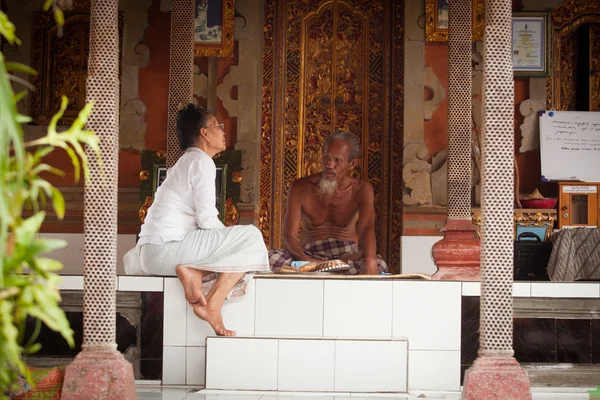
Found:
[462,0,531,398]
[166,0,194,167]
[432,0,480,281]
[62,0,136,398]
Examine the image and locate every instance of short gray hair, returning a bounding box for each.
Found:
[323,131,361,161]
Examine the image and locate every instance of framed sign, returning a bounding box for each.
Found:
[194,0,235,57]
[512,12,550,76]
[425,0,484,42]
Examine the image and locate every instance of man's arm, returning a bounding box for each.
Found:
[356,182,378,275]
[282,181,312,261]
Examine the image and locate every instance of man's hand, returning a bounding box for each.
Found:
[359,258,378,275]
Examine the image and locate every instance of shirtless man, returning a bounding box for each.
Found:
[268,131,387,275]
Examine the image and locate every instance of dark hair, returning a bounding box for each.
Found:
[323,130,361,161]
[176,104,210,150]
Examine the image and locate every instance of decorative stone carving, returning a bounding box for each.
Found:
[119,0,152,150]
[431,149,448,206]
[424,66,446,120]
[193,65,208,101]
[519,99,545,153]
[216,65,239,117]
[120,99,147,150]
[403,143,432,205]
[234,140,256,204]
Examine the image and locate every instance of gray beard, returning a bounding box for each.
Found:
[318,177,338,198]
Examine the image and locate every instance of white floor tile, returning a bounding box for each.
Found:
[407,350,460,391]
[278,340,335,391]
[205,337,278,390]
[119,276,164,292]
[323,281,393,338]
[187,394,263,400]
[531,282,600,298]
[187,280,256,346]
[334,340,408,392]
[186,346,206,385]
[164,278,188,346]
[393,281,461,351]
[255,279,324,337]
[162,346,186,385]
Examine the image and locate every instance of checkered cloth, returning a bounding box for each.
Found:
[268,238,388,275]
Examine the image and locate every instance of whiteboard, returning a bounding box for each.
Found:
[539,111,600,182]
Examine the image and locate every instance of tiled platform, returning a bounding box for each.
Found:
[134,387,595,400]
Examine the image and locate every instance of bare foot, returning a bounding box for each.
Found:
[192,304,236,336]
[176,265,207,306]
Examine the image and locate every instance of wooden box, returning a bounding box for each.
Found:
[558,182,599,229]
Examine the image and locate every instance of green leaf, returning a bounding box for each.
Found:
[4,61,37,76]
[13,212,45,244]
[42,0,52,11]
[0,11,21,45]
[50,187,65,219]
[36,257,64,272]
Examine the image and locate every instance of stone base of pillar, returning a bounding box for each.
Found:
[431,219,480,281]
[462,355,531,400]
[61,345,136,400]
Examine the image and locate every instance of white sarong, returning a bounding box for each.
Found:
[130,225,270,299]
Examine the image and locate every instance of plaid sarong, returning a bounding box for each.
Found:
[268,238,388,275]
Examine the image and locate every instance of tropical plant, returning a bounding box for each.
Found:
[0,1,100,397]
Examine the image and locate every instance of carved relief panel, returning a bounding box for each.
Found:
[31,1,123,125]
[261,0,404,272]
[548,1,600,111]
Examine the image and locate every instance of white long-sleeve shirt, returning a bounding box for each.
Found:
[137,147,224,248]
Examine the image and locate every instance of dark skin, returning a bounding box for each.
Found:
[282,139,379,275]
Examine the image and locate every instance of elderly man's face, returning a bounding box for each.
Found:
[321,139,355,182]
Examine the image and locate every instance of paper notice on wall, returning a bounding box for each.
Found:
[539,111,600,182]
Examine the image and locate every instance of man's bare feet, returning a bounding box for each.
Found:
[176,265,207,306]
[192,304,236,336]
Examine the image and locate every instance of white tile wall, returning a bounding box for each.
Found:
[58,275,84,290]
[408,350,461,391]
[186,346,206,385]
[323,281,393,338]
[164,278,187,346]
[392,281,461,351]
[401,236,441,275]
[278,340,335,392]
[531,282,600,298]
[187,280,256,346]
[205,337,279,390]
[462,282,532,297]
[45,233,136,275]
[255,279,324,337]
[118,276,164,292]
[162,346,186,385]
[334,340,408,392]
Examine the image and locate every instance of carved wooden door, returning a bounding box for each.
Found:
[260,0,404,272]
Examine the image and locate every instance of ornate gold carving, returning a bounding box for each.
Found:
[425,0,484,42]
[261,0,404,273]
[140,170,149,181]
[193,0,235,57]
[232,171,242,183]
[591,25,600,111]
[138,196,153,224]
[470,208,557,239]
[224,198,239,226]
[31,0,123,124]
[548,1,600,110]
